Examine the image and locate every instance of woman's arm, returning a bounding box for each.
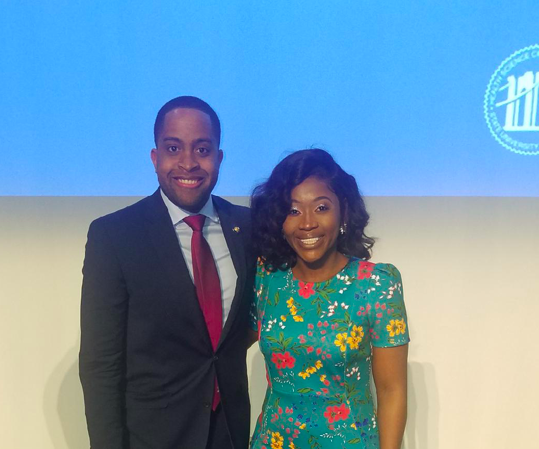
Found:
[372,344,408,449]
[248,328,258,348]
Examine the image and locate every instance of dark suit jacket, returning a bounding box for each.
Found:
[79,190,255,449]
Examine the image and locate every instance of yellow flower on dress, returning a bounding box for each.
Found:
[347,325,364,349]
[319,374,326,382]
[300,360,322,378]
[299,423,306,429]
[271,431,284,449]
[334,333,348,352]
[289,442,296,449]
[281,315,287,322]
[353,325,364,339]
[286,298,298,315]
[397,318,406,334]
[351,422,357,429]
[286,297,302,318]
[386,319,399,337]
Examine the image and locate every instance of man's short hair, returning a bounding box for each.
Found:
[153,96,221,146]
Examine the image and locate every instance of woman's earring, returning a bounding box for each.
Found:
[339,225,346,235]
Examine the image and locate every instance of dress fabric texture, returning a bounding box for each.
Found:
[250,258,409,449]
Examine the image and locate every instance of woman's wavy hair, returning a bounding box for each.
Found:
[251,149,374,271]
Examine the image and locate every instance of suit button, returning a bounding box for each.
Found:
[213,355,219,361]
[204,402,211,408]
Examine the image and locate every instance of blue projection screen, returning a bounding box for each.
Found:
[1,1,538,197]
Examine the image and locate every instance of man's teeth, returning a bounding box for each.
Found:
[177,179,199,185]
[300,237,320,245]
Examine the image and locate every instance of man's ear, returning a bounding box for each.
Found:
[150,148,158,171]
[218,148,224,164]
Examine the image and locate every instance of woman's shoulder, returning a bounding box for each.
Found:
[256,257,289,280]
[346,257,402,283]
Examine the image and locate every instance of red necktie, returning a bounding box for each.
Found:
[183,214,222,409]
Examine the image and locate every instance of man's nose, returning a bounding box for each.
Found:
[178,150,200,171]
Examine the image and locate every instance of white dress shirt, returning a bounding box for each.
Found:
[160,189,238,326]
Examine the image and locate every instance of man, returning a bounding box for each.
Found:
[79,96,255,449]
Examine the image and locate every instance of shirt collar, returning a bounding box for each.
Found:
[160,188,219,226]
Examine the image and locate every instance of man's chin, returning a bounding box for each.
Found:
[167,191,209,213]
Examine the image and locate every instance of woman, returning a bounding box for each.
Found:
[249,149,409,449]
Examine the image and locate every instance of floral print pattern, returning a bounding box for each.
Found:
[250,258,409,449]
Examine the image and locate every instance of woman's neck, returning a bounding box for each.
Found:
[292,252,349,283]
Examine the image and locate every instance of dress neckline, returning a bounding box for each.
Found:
[287,256,356,284]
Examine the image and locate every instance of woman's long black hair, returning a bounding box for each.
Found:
[251,149,374,271]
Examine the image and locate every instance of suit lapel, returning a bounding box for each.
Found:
[143,190,213,347]
[213,196,247,348]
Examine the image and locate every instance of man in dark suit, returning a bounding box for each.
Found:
[79,96,254,449]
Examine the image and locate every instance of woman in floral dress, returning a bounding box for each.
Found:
[249,149,409,449]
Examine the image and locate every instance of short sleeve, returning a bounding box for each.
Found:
[249,258,266,331]
[366,263,410,348]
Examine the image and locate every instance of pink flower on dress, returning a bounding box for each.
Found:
[298,282,315,298]
[271,351,296,369]
[358,261,374,279]
[323,403,350,423]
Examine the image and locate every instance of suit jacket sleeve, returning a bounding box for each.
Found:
[79,218,128,448]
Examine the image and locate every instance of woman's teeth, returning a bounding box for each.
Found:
[300,237,320,245]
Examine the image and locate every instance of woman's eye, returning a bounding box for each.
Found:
[316,204,329,212]
[289,208,300,215]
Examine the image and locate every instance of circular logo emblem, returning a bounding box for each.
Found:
[484,44,539,156]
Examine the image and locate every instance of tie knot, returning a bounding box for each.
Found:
[183,214,206,232]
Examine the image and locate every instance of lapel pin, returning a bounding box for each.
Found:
[232,226,240,233]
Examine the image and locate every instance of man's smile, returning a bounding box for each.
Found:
[172,176,204,188]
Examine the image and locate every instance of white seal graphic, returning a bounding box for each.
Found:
[484,44,539,155]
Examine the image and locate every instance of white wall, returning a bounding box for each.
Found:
[1,196,538,448]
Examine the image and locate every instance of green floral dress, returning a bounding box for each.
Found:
[249,258,409,449]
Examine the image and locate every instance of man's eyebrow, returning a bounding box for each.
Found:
[162,137,214,145]
[162,137,182,143]
[193,138,214,145]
